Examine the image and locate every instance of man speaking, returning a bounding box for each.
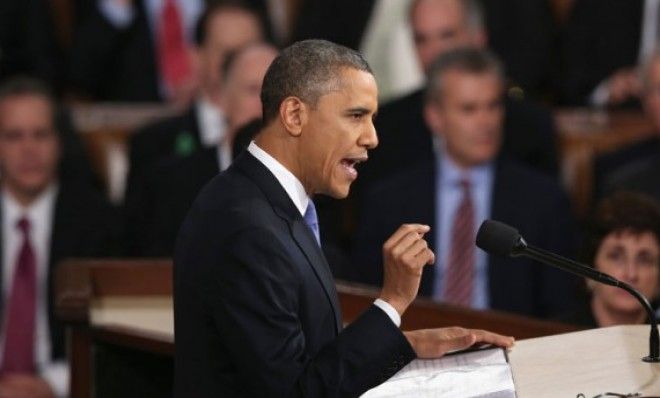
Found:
[173,39,513,397]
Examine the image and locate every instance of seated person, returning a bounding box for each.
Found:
[0,77,119,398]
[352,48,577,319]
[564,192,660,327]
[125,44,277,256]
[595,49,660,201]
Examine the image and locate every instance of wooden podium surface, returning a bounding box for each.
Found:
[56,259,577,398]
[509,325,660,397]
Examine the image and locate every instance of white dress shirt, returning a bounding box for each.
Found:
[0,185,68,397]
[246,142,401,327]
[194,98,232,172]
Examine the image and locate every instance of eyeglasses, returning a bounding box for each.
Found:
[577,393,660,398]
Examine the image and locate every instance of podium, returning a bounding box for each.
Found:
[510,325,660,397]
[59,259,658,398]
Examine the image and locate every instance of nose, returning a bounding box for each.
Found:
[623,260,640,284]
[359,121,378,150]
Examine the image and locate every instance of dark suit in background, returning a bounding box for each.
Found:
[604,152,660,202]
[68,0,161,101]
[561,0,644,105]
[124,118,263,256]
[294,0,556,98]
[352,157,577,319]
[174,152,415,397]
[593,135,660,201]
[0,182,119,363]
[0,0,64,92]
[68,0,274,101]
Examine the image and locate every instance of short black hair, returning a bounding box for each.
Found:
[425,47,504,104]
[260,39,372,123]
[0,76,56,122]
[194,0,262,46]
[581,191,660,266]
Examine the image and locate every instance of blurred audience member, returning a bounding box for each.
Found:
[296,0,555,99]
[352,48,577,319]
[362,0,559,196]
[595,49,660,200]
[562,0,651,107]
[125,2,264,202]
[125,43,276,256]
[68,0,267,103]
[564,192,660,327]
[0,78,118,398]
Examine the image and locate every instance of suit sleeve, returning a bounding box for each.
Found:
[207,226,415,397]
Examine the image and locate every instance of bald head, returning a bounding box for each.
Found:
[222,44,278,134]
[410,0,486,73]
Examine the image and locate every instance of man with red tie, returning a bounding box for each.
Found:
[0,77,118,398]
[352,48,577,319]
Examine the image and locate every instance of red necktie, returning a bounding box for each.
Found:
[443,179,475,307]
[1,217,37,374]
[157,0,192,97]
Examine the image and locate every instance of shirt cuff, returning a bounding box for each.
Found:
[99,0,135,28]
[373,299,401,327]
[589,79,610,107]
[40,360,69,398]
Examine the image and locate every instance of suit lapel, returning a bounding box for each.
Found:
[290,218,342,333]
[234,153,342,334]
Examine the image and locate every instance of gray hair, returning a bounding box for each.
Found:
[410,0,485,33]
[260,39,373,123]
[425,47,504,104]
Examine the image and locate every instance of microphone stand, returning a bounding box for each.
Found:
[512,238,660,363]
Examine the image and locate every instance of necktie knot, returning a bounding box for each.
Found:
[304,201,321,245]
[16,217,30,235]
[459,178,472,192]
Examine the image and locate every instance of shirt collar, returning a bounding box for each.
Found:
[436,140,493,187]
[247,141,309,216]
[196,97,226,147]
[3,184,58,227]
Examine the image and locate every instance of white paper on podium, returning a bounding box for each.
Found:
[362,347,516,398]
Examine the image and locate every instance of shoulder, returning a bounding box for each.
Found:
[131,111,195,148]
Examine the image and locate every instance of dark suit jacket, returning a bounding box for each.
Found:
[0,182,119,362]
[294,0,555,97]
[124,118,265,256]
[68,0,160,101]
[174,152,415,397]
[352,157,578,319]
[561,0,644,105]
[68,0,273,101]
[593,135,660,201]
[127,147,218,256]
[606,153,660,201]
[361,89,559,194]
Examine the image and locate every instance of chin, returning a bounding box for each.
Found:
[326,184,351,199]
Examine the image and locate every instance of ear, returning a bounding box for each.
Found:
[279,96,307,137]
[423,102,444,137]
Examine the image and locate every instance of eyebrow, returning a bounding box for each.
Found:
[345,107,373,115]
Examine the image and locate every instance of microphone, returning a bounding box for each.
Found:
[476,219,660,363]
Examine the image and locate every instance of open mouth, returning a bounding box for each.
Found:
[340,156,367,179]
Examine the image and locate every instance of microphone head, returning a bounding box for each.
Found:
[476,220,523,257]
